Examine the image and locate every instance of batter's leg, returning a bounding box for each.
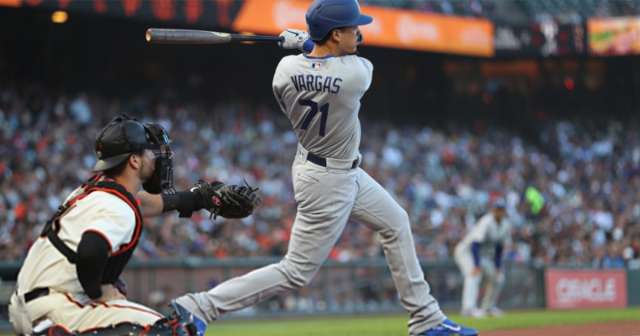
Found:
[174,160,357,323]
[349,169,445,335]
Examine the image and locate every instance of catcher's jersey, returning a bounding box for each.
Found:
[16,189,136,296]
[457,213,511,253]
[272,54,373,160]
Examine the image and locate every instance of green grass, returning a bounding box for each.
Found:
[1,308,638,335]
[207,308,640,336]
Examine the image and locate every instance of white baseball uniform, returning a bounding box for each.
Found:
[454,212,511,314]
[175,54,446,335]
[9,186,163,334]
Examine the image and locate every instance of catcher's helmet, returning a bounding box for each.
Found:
[305,0,372,41]
[93,115,170,171]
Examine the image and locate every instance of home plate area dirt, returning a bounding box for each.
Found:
[484,321,640,336]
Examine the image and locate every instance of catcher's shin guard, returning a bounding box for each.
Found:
[33,318,197,336]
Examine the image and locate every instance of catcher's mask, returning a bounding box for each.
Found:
[93,114,174,194]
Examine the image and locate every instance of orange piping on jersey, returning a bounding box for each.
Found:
[63,293,97,309]
[64,292,162,319]
[103,303,164,319]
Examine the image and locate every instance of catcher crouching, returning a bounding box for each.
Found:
[8,115,260,336]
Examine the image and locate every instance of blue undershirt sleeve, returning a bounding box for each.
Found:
[471,242,481,267]
[494,243,504,269]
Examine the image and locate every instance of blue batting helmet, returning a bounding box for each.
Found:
[305,0,373,41]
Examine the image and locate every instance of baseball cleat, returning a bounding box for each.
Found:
[419,319,478,336]
[170,300,207,336]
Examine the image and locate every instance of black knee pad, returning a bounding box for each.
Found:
[33,318,196,336]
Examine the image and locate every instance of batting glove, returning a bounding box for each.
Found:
[279,29,310,51]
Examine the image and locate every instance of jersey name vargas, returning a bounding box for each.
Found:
[290,74,342,94]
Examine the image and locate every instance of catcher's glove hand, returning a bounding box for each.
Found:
[191,180,261,219]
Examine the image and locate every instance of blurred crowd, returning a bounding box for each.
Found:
[1,83,639,271]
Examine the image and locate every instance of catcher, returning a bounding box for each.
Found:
[8,115,260,336]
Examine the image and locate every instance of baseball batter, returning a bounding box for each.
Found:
[454,201,511,318]
[8,116,259,336]
[173,1,477,335]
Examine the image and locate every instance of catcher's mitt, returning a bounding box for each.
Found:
[191,180,261,219]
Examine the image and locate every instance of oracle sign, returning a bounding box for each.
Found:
[545,269,627,309]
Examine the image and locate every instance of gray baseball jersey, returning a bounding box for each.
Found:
[175,53,445,336]
[272,54,372,160]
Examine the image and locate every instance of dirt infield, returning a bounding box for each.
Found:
[484,321,640,336]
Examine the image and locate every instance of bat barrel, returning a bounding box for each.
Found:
[146,28,283,45]
[145,28,231,45]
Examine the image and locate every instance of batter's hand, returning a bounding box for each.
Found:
[279,29,309,50]
[472,267,482,277]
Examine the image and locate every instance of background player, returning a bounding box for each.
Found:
[8,115,259,335]
[454,200,512,318]
[172,1,478,335]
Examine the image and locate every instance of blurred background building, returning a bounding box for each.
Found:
[1,0,639,325]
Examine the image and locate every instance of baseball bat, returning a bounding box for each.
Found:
[145,28,284,45]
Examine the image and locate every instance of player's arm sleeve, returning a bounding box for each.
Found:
[161,190,204,218]
[471,242,481,267]
[76,231,110,299]
[494,243,504,269]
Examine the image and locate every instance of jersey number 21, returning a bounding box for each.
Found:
[298,99,329,137]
